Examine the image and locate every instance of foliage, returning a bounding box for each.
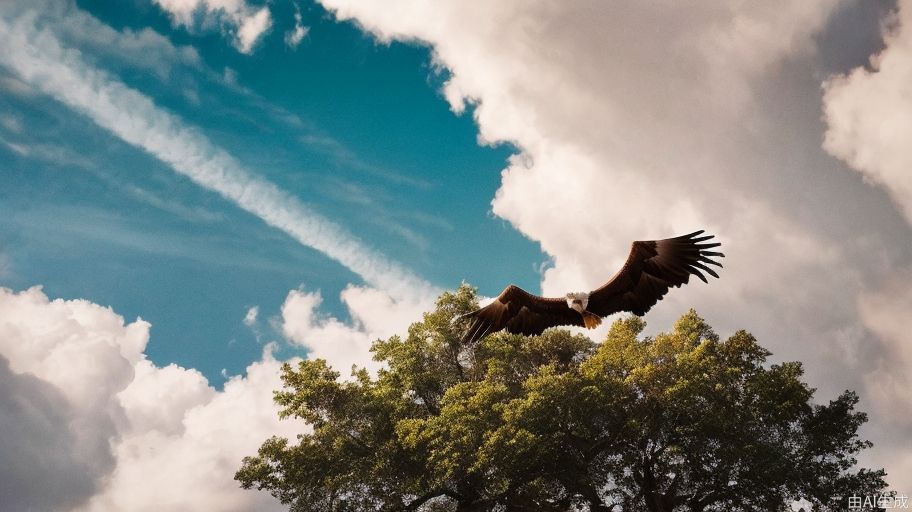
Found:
[236,284,887,511]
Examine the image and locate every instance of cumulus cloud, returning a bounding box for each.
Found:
[0,286,147,489]
[823,3,912,224]
[0,2,435,303]
[0,355,96,512]
[281,284,429,376]
[0,286,300,511]
[153,0,272,54]
[80,347,301,512]
[821,3,912,487]
[318,0,911,490]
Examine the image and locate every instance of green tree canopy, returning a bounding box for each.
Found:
[236,285,886,511]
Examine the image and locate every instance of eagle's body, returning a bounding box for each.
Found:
[459,230,723,344]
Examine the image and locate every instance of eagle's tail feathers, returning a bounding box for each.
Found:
[582,311,602,329]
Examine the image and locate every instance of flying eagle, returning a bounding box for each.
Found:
[459,230,723,344]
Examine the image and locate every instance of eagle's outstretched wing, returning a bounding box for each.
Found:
[587,230,723,317]
[460,285,582,344]
[459,230,723,344]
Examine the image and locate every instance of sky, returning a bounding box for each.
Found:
[1,0,911,510]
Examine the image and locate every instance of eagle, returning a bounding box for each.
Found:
[459,230,723,344]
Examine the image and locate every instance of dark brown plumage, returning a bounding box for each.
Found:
[459,230,723,344]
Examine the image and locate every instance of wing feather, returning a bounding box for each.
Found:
[459,230,724,343]
[459,285,582,344]
[588,231,724,317]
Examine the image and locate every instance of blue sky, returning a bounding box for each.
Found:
[1,0,541,383]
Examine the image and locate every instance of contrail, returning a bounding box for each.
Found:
[0,6,436,302]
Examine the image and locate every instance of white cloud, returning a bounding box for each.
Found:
[116,360,215,436]
[0,73,34,97]
[5,0,202,83]
[0,354,97,512]
[281,284,429,376]
[0,3,436,303]
[236,6,271,54]
[0,286,147,421]
[316,0,910,491]
[243,305,259,326]
[823,3,912,225]
[80,346,300,512]
[0,286,301,511]
[821,4,912,489]
[153,0,272,54]
[284,9,309,49]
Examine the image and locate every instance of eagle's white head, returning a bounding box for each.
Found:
[565,292,589,312]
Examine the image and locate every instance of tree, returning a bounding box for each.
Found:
[236,284,887,511]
